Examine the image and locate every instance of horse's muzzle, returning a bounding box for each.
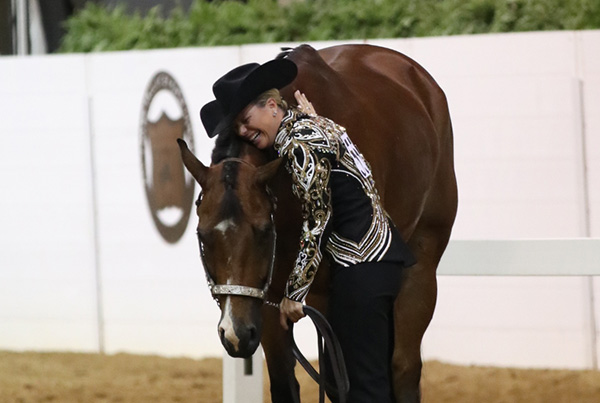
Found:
[217,297,262,358]
[219,322,260,358]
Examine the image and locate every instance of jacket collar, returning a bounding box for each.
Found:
[274,108,300,152]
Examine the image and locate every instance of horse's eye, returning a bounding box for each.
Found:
[252,224,273,239]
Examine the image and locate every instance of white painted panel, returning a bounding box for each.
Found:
[86,47,235,355]
[423,326,589,369]
[0,55,99,351]
[0,54,87,94]
[423,276,593,369]
[579,31,600,75]
[102,280,222,358]
[409,31,577,79]
[448,74,585,237]
[453,116,578,160]
[452,160,582,238]
[0,280,97,322]
[453,201,581,239]
[444,76,579,119]
[434,277,590,330]
[594,278,600,358]
[582,75,600,237]
[104,323,222,358]
[0,322,99,352]
[102,279,216,323]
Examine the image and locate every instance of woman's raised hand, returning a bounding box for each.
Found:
[294,90,316,116]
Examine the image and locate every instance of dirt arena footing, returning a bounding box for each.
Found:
[1,351,599,402]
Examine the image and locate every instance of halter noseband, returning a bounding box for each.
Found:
[198,157,277,307]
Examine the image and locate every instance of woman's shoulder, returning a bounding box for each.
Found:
[289,114,342,144]
[276,111,341,159]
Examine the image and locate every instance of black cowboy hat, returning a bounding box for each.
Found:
[200,58,297,138]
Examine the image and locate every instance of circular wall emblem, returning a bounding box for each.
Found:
[140,71,195,244]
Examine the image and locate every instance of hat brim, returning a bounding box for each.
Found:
[200,100,224,138]
[203,58,297,138]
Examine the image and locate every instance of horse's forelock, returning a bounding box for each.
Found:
[212,131,243,164]
[218,161,243,222]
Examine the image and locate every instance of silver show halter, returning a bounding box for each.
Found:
[197,157,278,307]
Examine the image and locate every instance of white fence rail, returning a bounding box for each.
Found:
[439,239,600,276]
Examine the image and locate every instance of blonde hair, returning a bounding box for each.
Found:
[254,88,288,111]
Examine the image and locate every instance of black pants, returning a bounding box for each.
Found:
[327,261,402,403]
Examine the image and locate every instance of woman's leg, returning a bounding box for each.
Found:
[328,262,402,403]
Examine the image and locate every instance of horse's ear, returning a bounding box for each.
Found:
[177,139,208,186]
[256,158,283,184]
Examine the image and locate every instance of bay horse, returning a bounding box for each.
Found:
[178,43,457,402]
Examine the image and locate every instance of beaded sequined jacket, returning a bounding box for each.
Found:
[274,109,414,302]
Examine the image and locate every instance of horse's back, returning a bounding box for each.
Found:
[325,44,457,234]
[284,44,456,240]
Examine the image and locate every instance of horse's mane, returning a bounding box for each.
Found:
[211,129,243,164]
[276,47,293,60]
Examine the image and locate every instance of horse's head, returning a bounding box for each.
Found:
[177,139,280,357]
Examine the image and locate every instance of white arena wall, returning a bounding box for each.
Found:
[0,30,599,369]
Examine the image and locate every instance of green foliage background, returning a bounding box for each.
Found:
[60,0,600,52]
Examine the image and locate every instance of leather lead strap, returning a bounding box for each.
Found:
[290,305,349,403]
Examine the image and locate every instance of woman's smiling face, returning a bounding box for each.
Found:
[235,98,282,150]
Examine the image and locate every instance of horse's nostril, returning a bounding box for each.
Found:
[219,327,225,341]
[248,325,257,341]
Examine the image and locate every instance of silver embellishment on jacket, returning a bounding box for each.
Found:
[275,109,393,302]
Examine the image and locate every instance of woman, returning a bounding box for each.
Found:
[200,58,415,403]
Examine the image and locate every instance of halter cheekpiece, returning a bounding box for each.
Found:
[196,157,278,307]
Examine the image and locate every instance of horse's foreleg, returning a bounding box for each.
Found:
[392,226,450,403]
[261,305,300,403]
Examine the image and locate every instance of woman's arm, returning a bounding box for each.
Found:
[279,140,333,327]
[284,142,333,302]
[278,119,336,302]
[278,103,332,328]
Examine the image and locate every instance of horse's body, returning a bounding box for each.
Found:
[179,44,457,403]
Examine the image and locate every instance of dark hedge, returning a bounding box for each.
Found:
[60,0,600,52]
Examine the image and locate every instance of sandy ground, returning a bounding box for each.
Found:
[1,351,600,402]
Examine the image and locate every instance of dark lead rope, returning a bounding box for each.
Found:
[288,305,350,403]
